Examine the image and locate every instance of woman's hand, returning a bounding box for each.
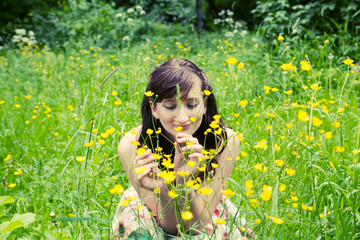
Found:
[174,133,204,176]
[135,149,165,191]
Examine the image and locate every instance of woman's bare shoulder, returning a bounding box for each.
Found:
[225,128,239,143]
[117,125,142,160]
[223,127,240,153]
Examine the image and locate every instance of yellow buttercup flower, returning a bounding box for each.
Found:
[176,171,189,176]
[168,190,178,198]
[181,211,193,221]
[157,170,176,184]
[109,184,124,194]
[215,218,226,224]
[186,180,200,189]
[343,59,354,65]
[100,132,109,139]
[280,61,292,71]
[200,187,213,195]
[245,180,254,189]
[278,35,284,41]
[120,199,129,207]
[106,128,116,134]
[310,84,322,90]
[174,126,183,131]
[324,132,332,139]
[135,167,146,174]
[279,184,286,191]
[286,168,296,175]
[284,90,293,95]
[260,190,272,201]
[272,216,284,224]
[187,161,196,167]
[76,156,86,162]
[275,160,284,167]
[254,139,268,149]
[136,148,146,155]
[332,122,341,128]
[190,117,197,122]
[144,91,154,97]
[203,90,212,96]
[4,154,12,161]
[239,100,248,108]
[84,141,94,147]
[14,169,23,175]
[334,146,345,152]
[226,57,237,65]
[237,62,245,69]
[300,61,312,71]
[312,117,323,126]
[221,189,235,198]
[298,110,310,122]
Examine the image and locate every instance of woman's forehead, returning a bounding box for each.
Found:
[164,81,202,101]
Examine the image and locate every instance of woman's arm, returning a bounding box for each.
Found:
[117,129,180,234]
[175,128,240,232]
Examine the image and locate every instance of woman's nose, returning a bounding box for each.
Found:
[176,106,189,123]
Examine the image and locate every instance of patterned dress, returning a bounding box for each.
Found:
[112,187,250,240]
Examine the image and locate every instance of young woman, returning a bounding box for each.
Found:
[112,58,253,239]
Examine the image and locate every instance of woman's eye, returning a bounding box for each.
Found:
[164,105,176,110]
[187,104,198,109]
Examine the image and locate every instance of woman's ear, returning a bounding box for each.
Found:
[151,102,159,119]
[203,103,207,116]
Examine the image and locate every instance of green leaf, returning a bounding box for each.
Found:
[0,196,14,206]
[0,220,24,233]
[11,213,37,226]
[127,228,152,240]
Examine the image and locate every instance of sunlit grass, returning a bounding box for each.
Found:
[0,32,359,239]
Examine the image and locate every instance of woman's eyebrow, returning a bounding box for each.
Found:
[162,99,176,103]
[186,97,200,102]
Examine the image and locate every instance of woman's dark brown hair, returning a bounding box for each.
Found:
[139,58,227,172]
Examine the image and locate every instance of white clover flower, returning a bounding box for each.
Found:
[127,18,133,23]
[214,19,221,24]
[219,10,225,16]
[140,10,146,15]
[225,31,234,37]
[21,37,29,43]
[28,31,35,36]
[135,6,142,11]
[227,10,234,16]
[127,8,134,13]
[116,13,123,18]
[122,36,130,41]
[15,29,26,35]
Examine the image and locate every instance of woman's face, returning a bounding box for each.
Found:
[151,79,207,141]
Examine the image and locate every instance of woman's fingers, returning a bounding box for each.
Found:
[188,152,204,161]
[180,144,203,154]
[135,150,155,167]
[176,133,199,145]
[136,162,159,180]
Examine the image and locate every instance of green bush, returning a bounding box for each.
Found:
[251,0,360,58]
[30,0,149,49]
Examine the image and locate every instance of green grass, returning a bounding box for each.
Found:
[0,32,359,239]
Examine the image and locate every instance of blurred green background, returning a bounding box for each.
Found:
[1,0,359,57]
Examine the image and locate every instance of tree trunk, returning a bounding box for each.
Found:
[196,0,204,33]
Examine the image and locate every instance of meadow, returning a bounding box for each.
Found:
[0,32,359,239]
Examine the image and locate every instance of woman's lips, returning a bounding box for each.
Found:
[177,124,192,130]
